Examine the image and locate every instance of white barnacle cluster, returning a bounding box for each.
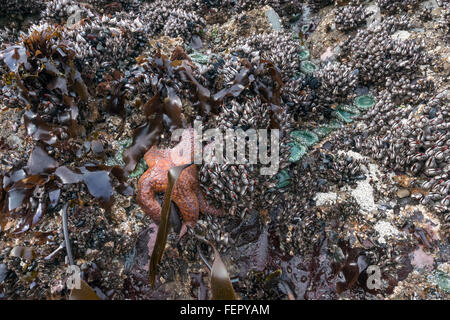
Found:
[352,92,450,211]
[334,0,368,32]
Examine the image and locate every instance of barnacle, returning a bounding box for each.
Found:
[0,0,44,17]
[308,0,334,11]
[376,0,422,14]
[138,0,205,41]
[315,62,358,106]
[339,25,430,96]
[334,0,368,32]
[231,31,305,82]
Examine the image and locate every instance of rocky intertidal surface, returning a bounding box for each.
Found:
[0,0,449,300]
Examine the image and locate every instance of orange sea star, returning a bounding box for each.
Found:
[137,128,223,236]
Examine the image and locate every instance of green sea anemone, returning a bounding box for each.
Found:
[299,47,310,60]
[276,169,291,188]
[354,95,375,111]
[328,119,343,129]
[106,139,148,178]
[301,24,310,34]
[290,130,319,146]
[288,143,308,162]
[189,52,209,64]
[313,125,335,138]
[334,104,360,123]
[300,60,319,74]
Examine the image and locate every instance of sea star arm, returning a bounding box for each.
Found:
[172,167,200,224]
[137,168,168,224]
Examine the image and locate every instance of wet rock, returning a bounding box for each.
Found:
[397,189,411,198]
[411,246,434,270]
[264,6,283,32]
[392,30,411,41]
[0,264,8,283]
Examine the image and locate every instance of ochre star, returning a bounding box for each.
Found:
[137,128,223,236]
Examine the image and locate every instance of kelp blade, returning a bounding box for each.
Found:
[210,247,237,300]
[69,279,101,300]
[149,163,192,287]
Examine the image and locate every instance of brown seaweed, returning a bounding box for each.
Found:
[27,145,59,175]
[122,53,187,174]
[149,163,192,287]
[333,240,368,295]
[105,81,126,118]
[123,49,284,175]
[0,145,58,233]
[122,96,164,175]
[24,110,61,145]
[55,164,132,208]
[1,174,50,233]
[69,280,101,300]
[0,45,29,73]
[1,27,89,145]
[1,145,131,233]
[210,245,237,300]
